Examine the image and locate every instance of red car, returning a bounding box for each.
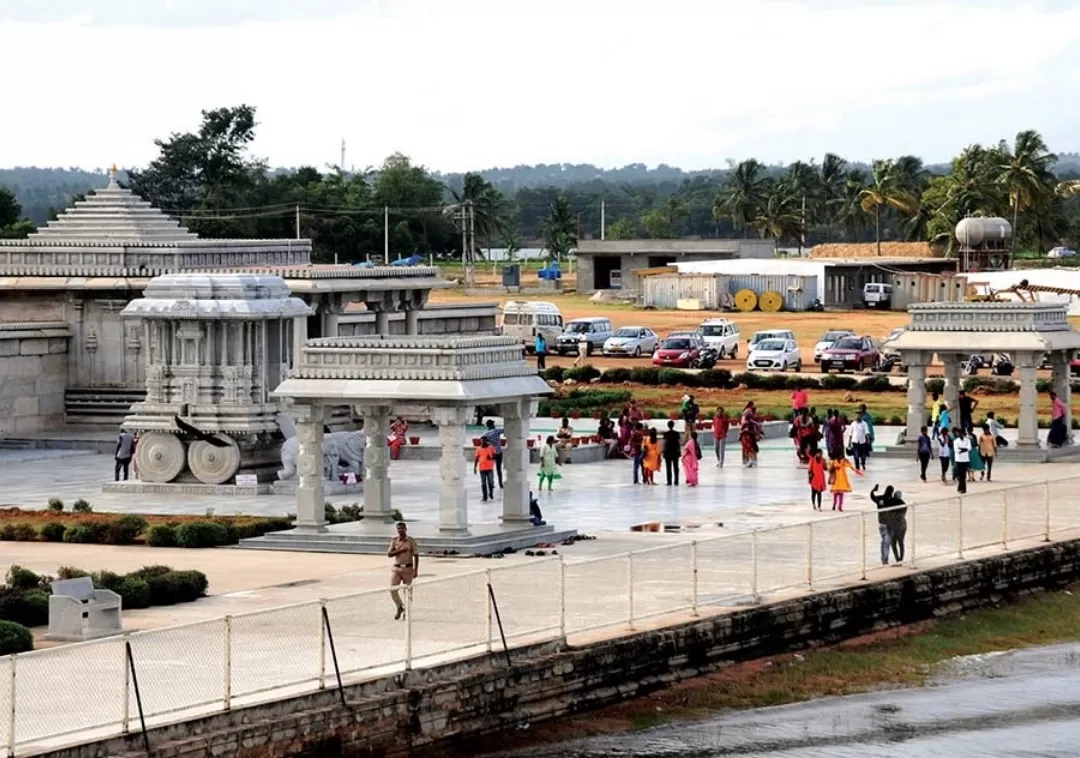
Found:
[652,334,705,368]
[820,336,879,373]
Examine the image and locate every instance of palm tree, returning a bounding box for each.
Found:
[450,173,509,259]
[998,130,1057,250]
[837,169,868,241]
[542,195,577,262]
[787,160,819,253]
[818,153,847,242]
[713,159,767,238]
[753,179,801,247]
[858,159,919,255]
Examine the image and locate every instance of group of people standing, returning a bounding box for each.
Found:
[915,390,1004,494]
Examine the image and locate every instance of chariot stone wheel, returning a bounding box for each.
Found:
[187,438,242,485]
[135,432,186,483]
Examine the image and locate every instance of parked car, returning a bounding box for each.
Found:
[746,338,802,372]
[813,329,855,363]
[556,317,613,355]
[696,318,741,359]
[748,329,796,351]
[863,282,893,308]
[602,326,659,357]
[500,300,563,353]
[652,333,707,368]
[820,335,880,373]
[1048,246,1077,259]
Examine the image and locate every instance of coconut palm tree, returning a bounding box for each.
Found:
[449,172,510,259]
[753,179,801,247]
[787,160,819,253]
[713,159,767,238]
[542,195,577,262]
[818,153,848,242]
[998,130,1057,250]
[858,159,919,255]
[837,169,869,241]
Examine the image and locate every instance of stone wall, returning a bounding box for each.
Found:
[338,303,499,337]
[0,324,70,435]
[47,537,1080,758]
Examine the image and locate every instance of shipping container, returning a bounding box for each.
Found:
[727,274,819,311]
[640,273,732,310]
[890,273,969,310]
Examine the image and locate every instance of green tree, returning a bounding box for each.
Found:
[998,130,1057,251]
[606,217,636,240]
[640,209,675,239]
[450,172,509,259]
[753,179,801,246]
[858,160,919,255]
[837,169,870,242]
[713,159,767,238]
[787,160,819,252]
[373,153,456,260]
[818,153,848,243]
[542,195,577,261]
[0,188,35,238]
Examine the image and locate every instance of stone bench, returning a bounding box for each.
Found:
[46,577,124,642]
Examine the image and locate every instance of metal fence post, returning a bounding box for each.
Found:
[223,616,233,708]
[485,569,494,653]
[751,530,759,602]
[558,558,567,639]
[957,496,964,558]
[690,541,699,617]
[316,601,326,690]
[806,521,814,589]
[121,634,131,733]
[7,655,15,757]
[627,553,636,631]
[1044,481,1052,541]
[404,585,414,671]
[1001,490,1008,550]
[860,511,868,580]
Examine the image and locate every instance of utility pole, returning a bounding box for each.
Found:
[467,200,476,288]
[295,204,300,240]
[340,139,346,174]
[600,200,606,240]
[383,205,389,265]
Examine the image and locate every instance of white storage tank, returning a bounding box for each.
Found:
[956,217,1012,249]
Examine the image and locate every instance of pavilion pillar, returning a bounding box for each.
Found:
[1016,351,1041,447]
[292,314,308,366]
[433,406,472,534]
[500,399,534,525]
[904,357,928,442]
[405,306,421,335]
[1052,350,1074,444]
[361,405,394,519]
[294,404,328,532]
[942,353,961,426]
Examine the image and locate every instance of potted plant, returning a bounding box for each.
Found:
[571,410,582,419]
[409,435,420,445]
[593,411,603,420]
[472,438,482,447]
[526,439,536,449]
[669,411,680,420]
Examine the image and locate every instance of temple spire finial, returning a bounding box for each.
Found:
[107,163,119,189]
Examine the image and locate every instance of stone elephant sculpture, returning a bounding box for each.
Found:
[327,430,365,475]
[278,435,341,481]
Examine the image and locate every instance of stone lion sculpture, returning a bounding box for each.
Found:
[278,430,366,481]
[328,430,365,475]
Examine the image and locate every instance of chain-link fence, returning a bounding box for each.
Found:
[4,473,1078,755]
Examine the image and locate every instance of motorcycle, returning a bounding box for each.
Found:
[991,354,1015,376]
[806,298,825,312]
[963,354,987,376]
[695,347,720,370]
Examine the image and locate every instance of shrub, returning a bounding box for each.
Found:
[926,378,945,395]
[9,524,37,542]
[19,591,50,627]
[63,522,106,544]
[564,364,601,383]
[142,573,180,605]
[697,368,732,388]
[39,522,67,542]
[0,620,33,655]
[629,366,660,385]
[169,570,209,602]
[91,570,124,593]
[657,368,693,387]
[104,515,148,546]
[57,566,90,580]
[1036,378,1053,393]
[855,375,893,393]
[174,521,230,549]
[962,376,1019,394]
[115,577,151,609]
[72,498,93,514]
[797,376,822,390]
[0,525,16,541]
[5,565,42,591]
[731,372,762,389]
[889,415,904,425]
[145,524,177,548]
[46,498,64,512]
[600,367,632,384]
[132,565,173,579]
[821,375,858,390]
[541,366,564,382]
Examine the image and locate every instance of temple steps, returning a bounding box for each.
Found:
[64,387,146,426]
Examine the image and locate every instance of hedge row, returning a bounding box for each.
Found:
[0,514,294,548]
[0,564,210,651]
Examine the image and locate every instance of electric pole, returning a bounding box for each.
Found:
[383,206,390,265]
[340,139,346,174]
[601,200,606,240]
[295,204,300,240]
[467,200,476,288]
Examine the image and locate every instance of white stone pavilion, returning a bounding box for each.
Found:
[890,302,1080,459]
[238,335,575,554]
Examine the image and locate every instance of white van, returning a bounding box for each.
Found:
[500,301,564,353]
[863,282,893,308]
[696,318,741,359]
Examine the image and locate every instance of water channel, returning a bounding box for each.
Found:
[489,643,1080,757]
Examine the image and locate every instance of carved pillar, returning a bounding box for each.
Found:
[323,295,347,339]
[433,406,472,534]
[942,353,960,424]
[905,358,927,443]
[1052,350,1074,443]
[295,404,328,531]
[405,306,420,335]
[500,399,533,524]
[1017,351,1041,447]
[361,405,394,519]
[292,315,308,371]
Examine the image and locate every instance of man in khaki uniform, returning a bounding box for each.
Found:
[388,522,419,620]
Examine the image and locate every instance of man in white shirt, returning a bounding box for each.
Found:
[849,416,870,471]
[952,427,971,494]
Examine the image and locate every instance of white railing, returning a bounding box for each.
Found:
[3,474,1079,755]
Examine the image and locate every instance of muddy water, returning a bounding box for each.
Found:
[491,643,1080,757]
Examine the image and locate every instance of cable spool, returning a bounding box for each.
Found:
[733,288,758,312]
[759,290,784,313]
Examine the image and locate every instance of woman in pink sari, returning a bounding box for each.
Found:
[681,430,702,486]
[389,417,408,460]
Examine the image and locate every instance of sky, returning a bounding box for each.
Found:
[1,0,1079,173]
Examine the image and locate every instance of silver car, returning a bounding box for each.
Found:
[602,326,659,358]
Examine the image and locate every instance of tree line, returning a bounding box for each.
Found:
[1,105,1079,260]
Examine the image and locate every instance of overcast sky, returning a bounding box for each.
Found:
[2,0,1078,172]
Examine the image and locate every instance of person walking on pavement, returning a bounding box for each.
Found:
[662,420,682,486]
[952,427,971,494]
[630,422,645,484]
[937,427,953,483]
[481,419,504,488]
[808,449,827,511]
[979,424,997,481]
[538,435,561,491]
[849,413,871,471]
[916,426,932,481]
[534,333,547,371]
[712,407,730,467]
[572,331,589,367]
[474,438,497,502]
[681,394,700,443]
[387,522,419,620]
[115,428,135,481]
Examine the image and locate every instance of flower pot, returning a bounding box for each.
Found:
[409,436,420,445]
[527,439,536,449]
[500,437,507,446]
[550,411,560,419]
[472,438,482,447]
[571,410,582,419]
[593,411,603,419]
[592,435,602,443]
[571,439,581,447]
[669,412,680,420]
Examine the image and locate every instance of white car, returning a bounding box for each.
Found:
[746,338,802,372]
[813,329,855,363]
[696,318,741,359]
[1048,246,1077,259]
[602,326,659,357]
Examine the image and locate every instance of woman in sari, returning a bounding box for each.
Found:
[642,427,661,485]
[538,435,561,491]
[739,403,760,468]
[793,407,817,465]
[681,430,702,486]
[389,417,408,460]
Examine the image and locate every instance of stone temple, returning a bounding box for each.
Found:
[0,167,497,437]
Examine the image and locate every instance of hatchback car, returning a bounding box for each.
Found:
[603,326,659,357]
[813,329,855,363]
[820,335,879,373]
[652,334,706,368]
[746,338,802,372]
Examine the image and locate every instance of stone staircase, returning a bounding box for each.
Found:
[64,387,146,426]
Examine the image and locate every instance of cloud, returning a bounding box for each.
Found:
[0,0,374,27]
